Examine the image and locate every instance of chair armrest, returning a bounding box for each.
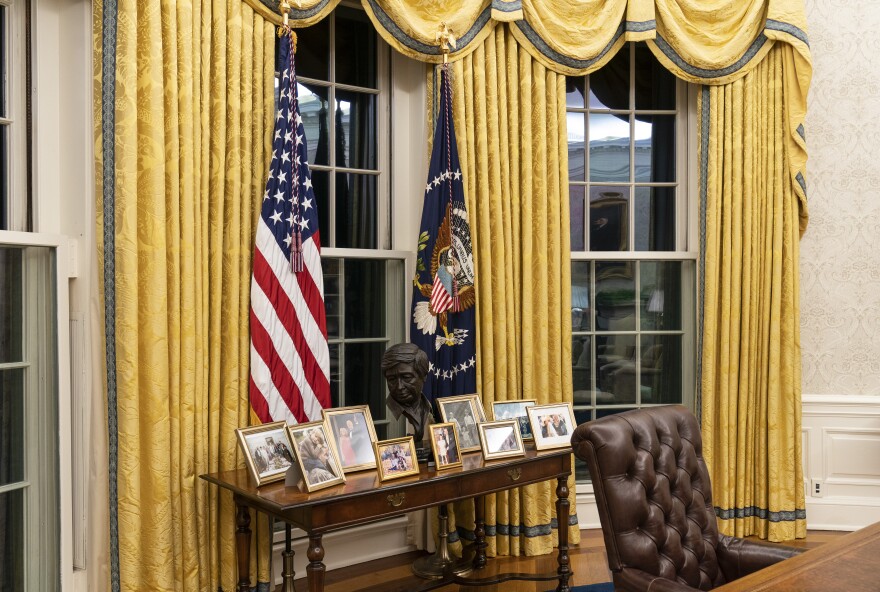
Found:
[614,567,701,592]
[716,535,806,580]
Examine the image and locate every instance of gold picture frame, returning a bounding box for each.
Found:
[322,405,378,473]
[428,422,463,471]
[374,436,420,481]
[236,421,296,487]
[284,421,346,493]
[491,399,537,441]
[527,402,576,451]
[436,394,483,453]
[478,420,525,461]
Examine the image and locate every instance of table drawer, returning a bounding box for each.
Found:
[313,480,460,526]
[459,457,566,497]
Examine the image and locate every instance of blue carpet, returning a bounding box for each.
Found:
[547,584,614,592]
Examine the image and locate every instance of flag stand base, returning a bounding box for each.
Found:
[412,505,474,579]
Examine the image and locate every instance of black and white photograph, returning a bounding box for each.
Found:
[285,421,346,492]
[478,420,525,460]
[236,422,296,486]
[492,399,537,440]
[323,405,378,473]
[429,422,462,470]
[437,395,482,453]
[527,403,576,451]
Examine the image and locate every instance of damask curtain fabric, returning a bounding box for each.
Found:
[95,0,276,589]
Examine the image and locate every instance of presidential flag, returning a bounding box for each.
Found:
[411,66,477,401]
[250,31,330,424]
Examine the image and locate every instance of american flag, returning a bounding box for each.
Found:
[249,31,330,424]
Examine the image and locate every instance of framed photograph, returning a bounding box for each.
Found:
[285,421,346,493]
[465,393,488,423]
[527,403,576,451]
[436,395,483,453]
[492,399,537,440]
[429,422,462,470]
[374,437,420,481]
[322,405,378,473]
[236,421,296,487]
[478,420,525,461]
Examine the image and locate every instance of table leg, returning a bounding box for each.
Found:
[473,495,487,570]
[235,503,252,592]
[306,533,325,592]
[556,476,571,592]
[282,523,296,592]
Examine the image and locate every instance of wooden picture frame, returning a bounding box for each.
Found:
[374,437,420,481]
[236,421,296,487]
[478,420,525,461]
[428,422,463,470]
[436,395,483,453]
[491,399,537,440]
[285,421,346,492]
[527,403,576,451]
[322,405,378,473]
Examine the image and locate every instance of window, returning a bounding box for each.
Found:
[566,43,697,481]
[0,0,27,231]
[285,5,408,438]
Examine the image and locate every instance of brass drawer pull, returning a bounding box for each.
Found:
[507,468,522,482]
[387,492,406,507]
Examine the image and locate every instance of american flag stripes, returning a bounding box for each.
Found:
[249,32,330,424]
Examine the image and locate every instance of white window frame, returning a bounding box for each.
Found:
[0,0,28,231]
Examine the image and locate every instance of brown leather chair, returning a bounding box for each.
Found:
[570,405,803,591]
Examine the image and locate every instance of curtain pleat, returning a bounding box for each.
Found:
[96,0,276,588]
[699,44,806,542]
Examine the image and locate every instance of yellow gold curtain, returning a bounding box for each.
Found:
[699,43,807,542]
[435,26,581,557]
[95,0,276,588]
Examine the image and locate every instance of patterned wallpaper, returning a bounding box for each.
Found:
[800,1,880,394]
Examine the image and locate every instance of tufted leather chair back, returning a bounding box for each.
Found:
[571,405,726,590]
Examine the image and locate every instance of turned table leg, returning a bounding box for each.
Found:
[282,523,296,592]
[473,495,487,570]
[307,533,325,592]
[556,476,572,592]
[235,503,252,592]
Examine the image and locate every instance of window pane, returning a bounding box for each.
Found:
[571,261,591,331]
[0,7,5,116]
[335,173,376,249]
[293,18,330,80]
[596,334,637,404]
[566,77,585,108]
[588,45,629,110]
[0,248,22,362]
[573,408,593,479]
[298,83,330,166]
[589,186,629,251]
[589,113,629,182]
[640,261,683,331]
[329,343,340,407]
[595,261,635,330]
[569,185,585,251]
[596,407,636,419]
[323,258,340,338]
[567,112,585,181]
[635,44,676,110]
[641,334,682,405]
[335,6,377,89]
[0,489,24,592]
[343,259,387,338]
[634,115,675,182]
[0,126,7,230]
[335,92,376,170]
[344,342,387,420]
[634,186,675,251]
[572,336,592,404]
[310,169,330,243]
[0,369,24,485]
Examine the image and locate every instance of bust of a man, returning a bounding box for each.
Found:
[381,343,434,443]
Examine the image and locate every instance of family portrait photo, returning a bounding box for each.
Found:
[236,422,295,486]
[429,422,462,470]
[527,403,576,450]
[375,437,419,481]
[437,395,483,452]
[478,420,525,460]
[286,422,346,492]
[492,399,537,440]
[323,406,378,473]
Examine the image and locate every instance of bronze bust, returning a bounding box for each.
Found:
[381,343,434,443]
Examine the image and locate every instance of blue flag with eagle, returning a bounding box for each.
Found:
[411,66,477,401]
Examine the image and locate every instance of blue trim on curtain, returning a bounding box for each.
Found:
[514,21,625,70]
[492,0,522,13]
[447,514,579,541]
[100,0,120,589]
[715,506,807,522]
[652,33,769,79]
[365,0,492,56]
[796,171,807,196]
[765,20,810,46]
[625,20,656,32]
[796,124,805,141]
[697,86,710,424]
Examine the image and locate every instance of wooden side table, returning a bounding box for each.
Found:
[202,447,574,592]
